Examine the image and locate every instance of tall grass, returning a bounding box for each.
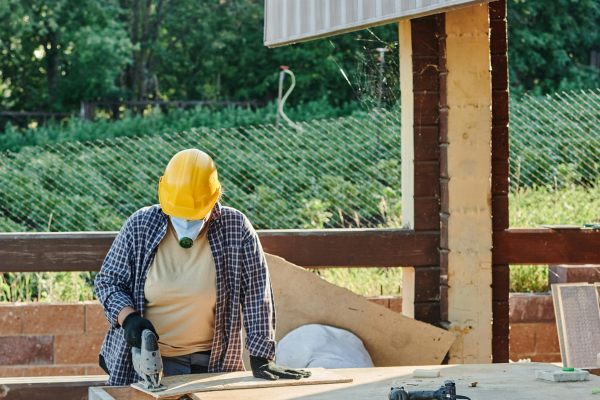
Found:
[0,272,97,302]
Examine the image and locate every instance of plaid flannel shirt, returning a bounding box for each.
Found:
[94,203,276,386]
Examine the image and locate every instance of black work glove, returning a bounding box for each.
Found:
[122,312,159,349]
[250,355,312,381]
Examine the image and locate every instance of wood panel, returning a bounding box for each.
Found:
[0,229,441,272]
[490,0,510,363]
[259,229,440,267]
[409,15,443,326]
[493,228,600,265]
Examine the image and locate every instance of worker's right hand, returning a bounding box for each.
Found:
[121,312,159,348]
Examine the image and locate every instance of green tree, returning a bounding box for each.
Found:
[0,0,134,112]
[508,0,600,96]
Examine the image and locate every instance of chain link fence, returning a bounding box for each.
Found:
[0,111,402,232]
[510,89,600,190]
[2,89,600,232]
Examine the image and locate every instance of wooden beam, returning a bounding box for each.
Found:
[258,229,440,267]
[0,230,440,272]
[493,228,600,265]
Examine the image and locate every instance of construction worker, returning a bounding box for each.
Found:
[95,149,310,386]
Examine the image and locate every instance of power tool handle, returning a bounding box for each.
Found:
[406,391,441,400]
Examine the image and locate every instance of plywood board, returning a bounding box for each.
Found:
[553,283,600,367]
[265,254,455,366]
[130,368,350,399]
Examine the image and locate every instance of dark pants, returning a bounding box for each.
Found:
[162,351,211,376]
[98,350,211,377]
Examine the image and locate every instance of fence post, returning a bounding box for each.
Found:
[80,102,94,121]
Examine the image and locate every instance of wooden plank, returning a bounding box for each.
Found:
[412,58,439,91]
[266,254,454,367]
[491,90,510,125]
[490,0,510,364]
[0,232,118,272]
[489,0,507,19]
[411,16,439,57]
[492,195,509,231]
[414,162,440,197]
[131,368,351,399]
[489,19,508,54]
[493,228,600,265]
[0,229,440,272]
[491,54,509,90]
[491,126,509,160]
[413,92,440,125]
[413,198,440,231]
[259,229,440,267]
[400,19,415,230]
[413,126,440,162]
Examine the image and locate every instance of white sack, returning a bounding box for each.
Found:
[276,324,374,369]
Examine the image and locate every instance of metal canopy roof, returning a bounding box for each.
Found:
[264,0,492,48]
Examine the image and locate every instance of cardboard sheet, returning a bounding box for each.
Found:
[130,368,351,399]
[265,254,455,367]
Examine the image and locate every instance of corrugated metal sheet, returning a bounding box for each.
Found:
[264,0,493,47]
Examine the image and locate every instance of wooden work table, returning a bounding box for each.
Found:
[87,363,600,400]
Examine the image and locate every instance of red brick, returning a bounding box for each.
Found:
[510,294,555,324]
[509,324,535,355]
[389,297,403,314]
[0,304,22,335]
[528,354,562,363]
[23,366,86,377]
[0,336,54,365]
[86,302,110,334]
[365,297,389,308]
[0,367,23,377]
[87,365,108,376]
[536,323,560,354]
[23,303,85,335]
[55,334,104,365]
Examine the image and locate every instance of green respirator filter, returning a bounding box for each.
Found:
[179,237,194,249]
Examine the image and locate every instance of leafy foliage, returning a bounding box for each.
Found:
[508,0,600,96]
[0,0,399,115]
[2,0,598,118]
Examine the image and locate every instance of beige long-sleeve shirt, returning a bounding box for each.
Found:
[144,221,216,357]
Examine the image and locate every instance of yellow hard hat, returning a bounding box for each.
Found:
[158,149,221,220]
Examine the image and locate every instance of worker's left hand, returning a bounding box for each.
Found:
[249,355,312,380]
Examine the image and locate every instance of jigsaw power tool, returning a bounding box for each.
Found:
[389,380,471,400]
[132,329,166,392]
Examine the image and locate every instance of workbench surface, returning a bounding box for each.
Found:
[90,363,600,400]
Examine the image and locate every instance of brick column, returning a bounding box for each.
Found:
[489,0,511,364]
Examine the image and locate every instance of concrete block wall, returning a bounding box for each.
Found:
[0,295,558,377]
[0,302,109,377]
[508,293,560,362]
